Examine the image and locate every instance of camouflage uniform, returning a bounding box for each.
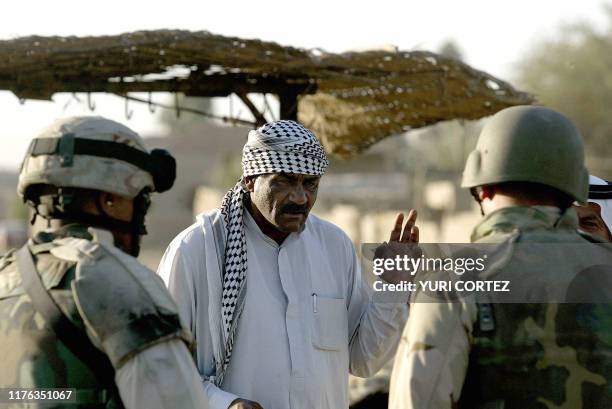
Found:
[389,106,611,409]
[389,207,612,409]
[0,117,206,409]
[0,225,193,408]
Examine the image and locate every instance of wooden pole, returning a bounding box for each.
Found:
[279,91,299,121]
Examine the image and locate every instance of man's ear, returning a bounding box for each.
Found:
[243,176,256,193]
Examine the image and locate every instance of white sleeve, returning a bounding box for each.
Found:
[157,233,198,336]
[157,225,239,409]
[115,339,209,409]
[202,382,239,409]
[346,241,409,378]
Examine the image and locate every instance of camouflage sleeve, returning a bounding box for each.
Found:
[388,293,477,409]
[71,240,193,369]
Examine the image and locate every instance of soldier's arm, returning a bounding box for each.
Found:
[115,339,209,409]
[69,240,222,409]
[388,296,477,409]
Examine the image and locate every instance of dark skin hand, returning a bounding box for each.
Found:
[375,209,422,284]
[245,172,320,244]
[574,202,612,242]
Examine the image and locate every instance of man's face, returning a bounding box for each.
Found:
[574,202,612,242]
[247,172,320,233]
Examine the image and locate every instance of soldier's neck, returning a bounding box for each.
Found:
[483,194,562,215]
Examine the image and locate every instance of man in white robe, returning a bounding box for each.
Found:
[157,120,418,409]
[574,175,612,241]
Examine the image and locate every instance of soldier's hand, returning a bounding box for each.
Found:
[375,209,423,284]
[229,398,265,409]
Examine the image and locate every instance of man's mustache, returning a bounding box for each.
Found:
[281,203,309,214]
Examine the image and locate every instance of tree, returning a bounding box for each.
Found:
[438,40,464,61]
[515,7,612,176]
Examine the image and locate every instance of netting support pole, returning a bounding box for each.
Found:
[279,91,299,122]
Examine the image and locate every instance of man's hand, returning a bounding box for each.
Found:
[374,209,422,284]
[229,398,265,409]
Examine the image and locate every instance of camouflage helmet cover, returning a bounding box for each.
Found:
[461,105,589,202]
[18,116,156,199]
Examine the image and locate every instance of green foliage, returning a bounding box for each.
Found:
[516,7,612,173]
[438,40,464,61]
[407,120,481,173]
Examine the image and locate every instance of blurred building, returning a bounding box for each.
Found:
[0,219,27,252]
[139,120,247,269]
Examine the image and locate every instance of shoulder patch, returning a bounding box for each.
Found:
[72,241,191,369]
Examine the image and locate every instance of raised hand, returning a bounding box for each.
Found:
[374,209,422,284]
[389,210,419,244]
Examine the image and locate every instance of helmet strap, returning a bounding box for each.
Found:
[27,188,150,257]
[470,187,485,217]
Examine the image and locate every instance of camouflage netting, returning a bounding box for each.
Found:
[0,30,533,157]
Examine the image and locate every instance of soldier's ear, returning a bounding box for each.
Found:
[481,185,496,201]
[98,192,114,214]
[98,192,133,222]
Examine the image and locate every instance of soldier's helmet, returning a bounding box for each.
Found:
[461,105,588,202]
[18,116,176,223]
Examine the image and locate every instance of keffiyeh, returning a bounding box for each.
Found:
[588,175,612,231]
[214,120,329,384]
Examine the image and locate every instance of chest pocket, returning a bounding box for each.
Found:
[311,295,348,351]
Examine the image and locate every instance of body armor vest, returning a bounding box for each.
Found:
[0,241,123,408]
[460,208,612,409]
[460,302,612,409]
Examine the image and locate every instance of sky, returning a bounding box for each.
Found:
[0,0,610,170]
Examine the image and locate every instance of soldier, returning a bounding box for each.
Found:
[389,106,612,408]
[574,175,612,241]
[0,117,208,409]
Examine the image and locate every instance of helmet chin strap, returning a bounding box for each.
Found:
[470,187,485,216]
[30,189,150,257]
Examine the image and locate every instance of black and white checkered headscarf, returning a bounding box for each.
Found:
[215,120,329,383]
